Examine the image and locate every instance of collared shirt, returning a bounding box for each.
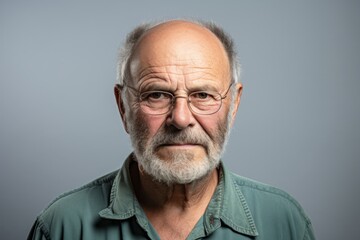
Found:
[28,154,315,239]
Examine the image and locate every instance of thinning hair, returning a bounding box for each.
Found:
[116,19,241,86]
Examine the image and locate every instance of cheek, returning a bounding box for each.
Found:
[196,114,225,137]
[135,113,166,137]
[196,102,230,136]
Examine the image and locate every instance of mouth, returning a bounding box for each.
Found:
[154,141,209,157]
[160,143,201,147]
[157,142,204,150]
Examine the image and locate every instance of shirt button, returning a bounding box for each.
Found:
[209,215,215,225]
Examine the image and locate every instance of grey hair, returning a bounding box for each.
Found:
[116,19,241,86]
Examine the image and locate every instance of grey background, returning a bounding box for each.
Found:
[1,0,359,239]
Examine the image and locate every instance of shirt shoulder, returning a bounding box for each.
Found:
[230,172,307,215]
[30,170,118,240]
[227,171,315,239]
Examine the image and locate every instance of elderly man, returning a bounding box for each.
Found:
[28,20,315,240]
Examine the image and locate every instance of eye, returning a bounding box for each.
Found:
[148,92,163,99]
[191,91,216,100]
[141,91,172,101]
[196,92,209,99]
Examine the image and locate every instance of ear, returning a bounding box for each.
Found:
[114,84,129,133]
[230,82,243,127]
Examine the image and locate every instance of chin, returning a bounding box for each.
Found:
[137,151,220,185]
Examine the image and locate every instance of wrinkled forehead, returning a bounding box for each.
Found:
[129,21,231,82]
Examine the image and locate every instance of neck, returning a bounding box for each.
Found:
[130,160,219,211]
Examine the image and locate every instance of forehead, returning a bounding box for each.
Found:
[129,21,231,86]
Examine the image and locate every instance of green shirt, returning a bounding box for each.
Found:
[28,154,315,239]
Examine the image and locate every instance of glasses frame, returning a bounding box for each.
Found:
[122,82,234,115]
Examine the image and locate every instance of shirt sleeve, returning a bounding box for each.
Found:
[303,221,316,240]
[27,219,49,240]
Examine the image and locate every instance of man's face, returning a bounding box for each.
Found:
[119,21,241,184]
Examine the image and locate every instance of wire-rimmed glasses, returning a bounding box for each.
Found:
[123,83,233,115]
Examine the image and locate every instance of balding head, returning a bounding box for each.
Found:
[117,19,240,86]
[129,20,231,88]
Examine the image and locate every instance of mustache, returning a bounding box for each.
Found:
[151,128,210,148]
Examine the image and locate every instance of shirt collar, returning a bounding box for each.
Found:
[215,163,259,236]
[99,154,258,237]
[99,154,139,220]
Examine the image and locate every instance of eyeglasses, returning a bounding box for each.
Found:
[123,83,233,115]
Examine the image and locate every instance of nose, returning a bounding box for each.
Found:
[166,96,195,129]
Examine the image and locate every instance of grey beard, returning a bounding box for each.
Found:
[128,102,233,185]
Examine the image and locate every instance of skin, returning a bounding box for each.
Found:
[115,20,243,239]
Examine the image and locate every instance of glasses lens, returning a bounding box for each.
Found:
[137,89,225,115]
[139,91,173,115]
[189,91,222,115]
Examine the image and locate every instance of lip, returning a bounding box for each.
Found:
[159,143,201,148]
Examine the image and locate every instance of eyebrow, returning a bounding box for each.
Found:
[137,77,226,92]
[141,84,221,93]
[141,84,172,92]
[189,85,219,92]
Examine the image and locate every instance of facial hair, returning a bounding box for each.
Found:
[128,106,233,185]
